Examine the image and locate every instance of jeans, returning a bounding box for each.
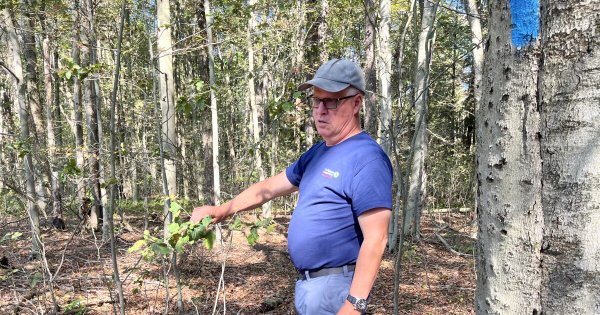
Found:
[294,270,355,315]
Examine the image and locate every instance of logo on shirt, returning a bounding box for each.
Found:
[321,168,340,179]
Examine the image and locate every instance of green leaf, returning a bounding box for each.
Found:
[246,227,259,246]
[194,80,204,91]
[150,242,171,256]
[189,225,206,241]
[203,231,216,250]
[128,240,146,253]
[30,272,43,288]
[266,224,276,234]
[230,216,242,230]
[169,201,182,219]
[201,216,212,227]
[11,232,22,240]
[282,101,293,112]
[175,235,190,253]
[167,222,180,234]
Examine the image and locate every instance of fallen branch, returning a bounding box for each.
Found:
[434,232,472,257]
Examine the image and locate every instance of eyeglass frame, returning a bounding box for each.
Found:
[308,94,359,110]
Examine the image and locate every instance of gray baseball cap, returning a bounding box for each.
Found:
[298,59,366,94]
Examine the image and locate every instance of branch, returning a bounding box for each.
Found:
[434,232,472,257]
[0,60,19,82]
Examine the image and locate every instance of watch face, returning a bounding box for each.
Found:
[356,299,367,311]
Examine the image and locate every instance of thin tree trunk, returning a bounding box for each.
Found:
[404,0,439,238]
[204,0,220,206]
[376,0,392,154]
[388,0,416,252]
[82,0,103,232]
[71,0,86,208]
[42,23,63,225]
[247,0,270,217]
[3,8,41,256]
[157,0,177,232]
[318,0,328,63]
[107,3,127,313]
[363,0,377,137]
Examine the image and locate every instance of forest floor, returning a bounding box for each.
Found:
[0,210,476,314]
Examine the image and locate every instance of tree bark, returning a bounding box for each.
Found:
[247,0,270,217]
[71,0,86,207]
[376,0,392,154]
[3,8,41,256]
[156,0,177,231]
[204,0,220,205]
[82,0,103,232]
[363,0,377,137]
[539,0,600,312]
[404,0,439,238]
[475,0,543,311]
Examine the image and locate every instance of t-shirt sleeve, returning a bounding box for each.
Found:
[286,159,302,187]
[350,158,393,216]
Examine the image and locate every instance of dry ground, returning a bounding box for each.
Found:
[0,211,475,314]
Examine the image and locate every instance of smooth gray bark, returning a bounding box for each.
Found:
[3,8,41,256]
[404,0,439,238]
[376,0,392,154]
[363,0,377,137]
[204,0,221,205]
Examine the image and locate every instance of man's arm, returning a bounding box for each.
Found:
[191,171,298,223]
[337,208,391,315]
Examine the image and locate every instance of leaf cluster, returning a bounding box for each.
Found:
[128,201,215,261]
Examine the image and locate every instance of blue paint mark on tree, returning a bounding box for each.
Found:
[510,0,540,48]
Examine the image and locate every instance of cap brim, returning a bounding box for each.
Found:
[298,78,350,93]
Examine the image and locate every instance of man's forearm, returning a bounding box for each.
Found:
[216,171,297,218]
[347,234,387,299]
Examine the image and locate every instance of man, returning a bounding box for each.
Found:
[191,59,393,314]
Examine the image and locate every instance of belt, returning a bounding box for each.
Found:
[297,264,356,280]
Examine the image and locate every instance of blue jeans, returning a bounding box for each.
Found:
[294,270,354,315]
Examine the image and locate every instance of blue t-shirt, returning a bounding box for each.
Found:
[285,131,393,270]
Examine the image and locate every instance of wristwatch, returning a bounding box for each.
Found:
[346,294,368,312]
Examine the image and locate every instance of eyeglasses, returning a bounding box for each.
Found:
[308,94,359,110]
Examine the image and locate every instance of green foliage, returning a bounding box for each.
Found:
[0,231,22,244]
[128,201,215,261]
[30,271,43,288]
[57,57,108,82]
[229,216,276,246]
[64,298,87,315]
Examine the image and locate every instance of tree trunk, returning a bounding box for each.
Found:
[376,0,392,154]
[42,23,63,224]
[156,0,177,231]
[71,0,86,207]
[107,3,127,313]
[475,1,543,312]
[82,0,103,232]
[318,0,328,63]
[363,0,377,137]
[204,0,220,205]
[3,8,41,256]
[404,0,439,238]
[247,0,270,217]
[389,0,416,252]
[539,0,600,312]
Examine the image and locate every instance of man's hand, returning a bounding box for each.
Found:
[191,205,220,223]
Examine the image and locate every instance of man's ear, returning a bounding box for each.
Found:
[353,94,363,114]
